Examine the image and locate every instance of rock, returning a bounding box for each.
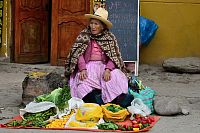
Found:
[22,72,64,105]
[162,57,200,73]
[0,57,10,63]
[154,96,190,116]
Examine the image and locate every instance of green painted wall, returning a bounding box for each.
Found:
[140,0,200,64]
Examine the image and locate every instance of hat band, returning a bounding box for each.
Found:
[94,14,102,17]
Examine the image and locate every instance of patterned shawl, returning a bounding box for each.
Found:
[64,27,127,78]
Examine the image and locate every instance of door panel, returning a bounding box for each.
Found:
[51,0,90,66]
[14,0,49,63]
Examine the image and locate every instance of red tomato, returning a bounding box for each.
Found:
[147,119,152,124]
[149,117,155,122]
[136,118,141,123]
[142,120,147,124]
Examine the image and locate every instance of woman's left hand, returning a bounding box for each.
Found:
[103,69,111,82]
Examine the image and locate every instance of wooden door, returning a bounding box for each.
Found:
[51,0,90,65]
[14,0,50,63]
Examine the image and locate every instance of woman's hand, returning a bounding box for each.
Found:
[103,69,111,82]
[79,69,88,80]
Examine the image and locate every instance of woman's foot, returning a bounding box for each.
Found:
[82,90,104,105]
[112,93,134,108]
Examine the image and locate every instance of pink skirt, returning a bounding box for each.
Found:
[69,61,128,103]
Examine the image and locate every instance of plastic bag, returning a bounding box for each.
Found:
[58,97,84,118]
[65,113,105,129]
[129,86,156,113]
[140,16,158,46]
[19,101,59,121]
[67,97,84,111]
[127,98,151,118]
[101,103,129,122]
[75,103,103,123]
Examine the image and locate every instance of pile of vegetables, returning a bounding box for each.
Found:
[97,114,154,131]
[97,121,118,130]
[6,108,56,127]
[46,110,75,128]
[106,104,124,113]
[131,114,154,130]
[34,85,71,111]
[102,104,129,122]
[116,114,155,131]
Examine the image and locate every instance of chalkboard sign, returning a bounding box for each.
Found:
[106,0,139,61]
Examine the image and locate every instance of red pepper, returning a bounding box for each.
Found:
[133,124,140,128]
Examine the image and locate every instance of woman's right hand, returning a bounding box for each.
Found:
[79,69,88,80]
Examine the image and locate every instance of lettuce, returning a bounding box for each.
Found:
[34,85,71,111]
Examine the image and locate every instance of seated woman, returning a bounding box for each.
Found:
[65,8,133,107]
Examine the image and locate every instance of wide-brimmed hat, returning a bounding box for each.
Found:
[85,8,112,29]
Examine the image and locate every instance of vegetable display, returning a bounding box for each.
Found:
[46,110,75,128]
[4,84,158,132]
[106,104,124,113]
[97,122,118,130]
[116,114,155,131]
[34,85,71,111]
[102,103,129,122]
[6,108,56,127]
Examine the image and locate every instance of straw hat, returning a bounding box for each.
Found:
[85,8,112,29]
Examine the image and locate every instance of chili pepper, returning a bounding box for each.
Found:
[121,127,126,131]
[143,123,150,128]
[127,126,133,131]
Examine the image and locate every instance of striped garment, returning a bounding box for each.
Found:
[69,61,128,103]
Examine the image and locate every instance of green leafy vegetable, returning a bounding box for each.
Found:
[34,85,71,111]
[106,105,124,113]
[97,122,118,130]
[6,108,56,127]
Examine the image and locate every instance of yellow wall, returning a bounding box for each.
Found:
[140,0,200,64]
[0,0,11,57]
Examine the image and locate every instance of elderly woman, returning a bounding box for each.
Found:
[65,8,133,107]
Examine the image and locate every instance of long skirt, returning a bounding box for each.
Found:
[69,61,128,103]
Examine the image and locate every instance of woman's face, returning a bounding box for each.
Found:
[89,19,104,35]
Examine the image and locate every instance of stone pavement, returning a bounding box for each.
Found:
[0,62,200,133]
